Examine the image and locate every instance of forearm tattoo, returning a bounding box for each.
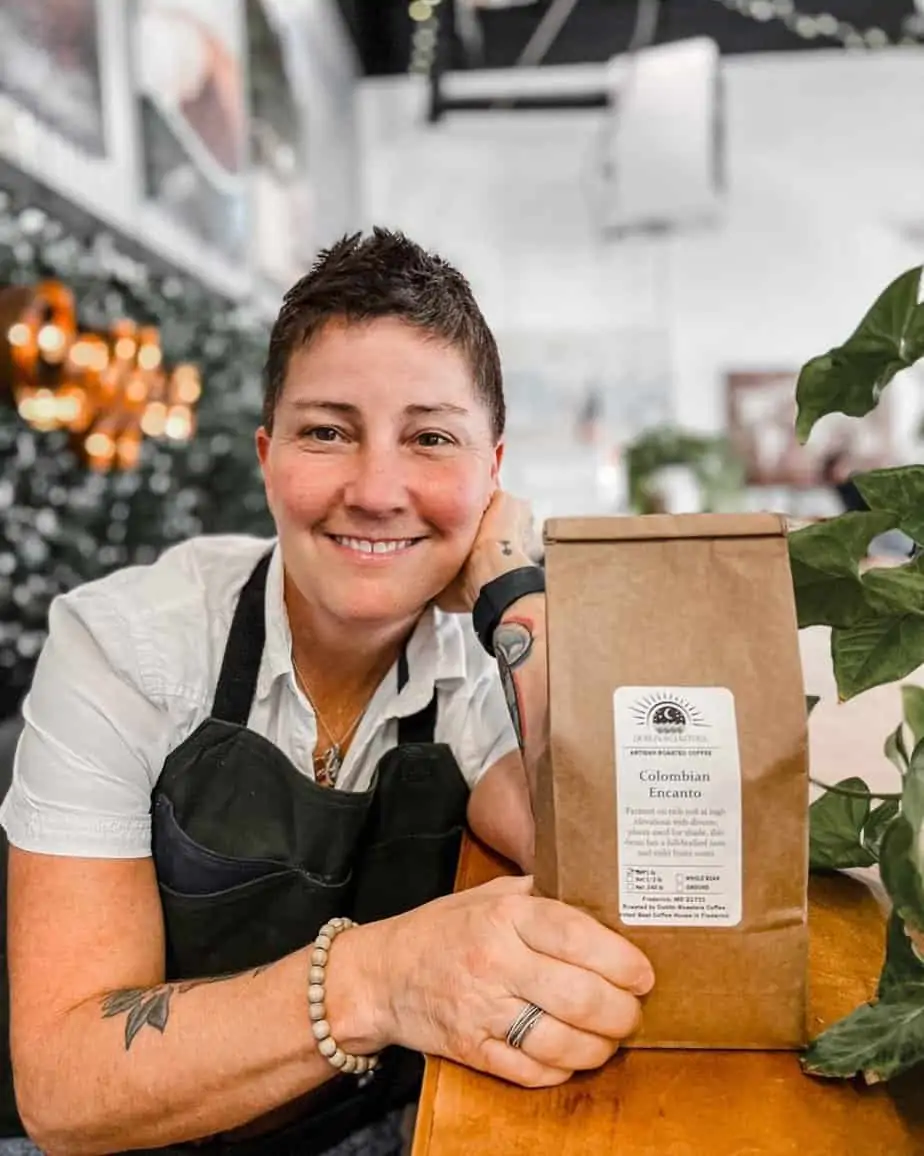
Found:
[102,964,271,1050]
[493,619,534,750]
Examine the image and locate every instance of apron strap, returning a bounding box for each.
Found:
[210,552,272,725]
[396,648,438,745]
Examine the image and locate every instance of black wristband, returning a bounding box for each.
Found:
[472,566,546,657]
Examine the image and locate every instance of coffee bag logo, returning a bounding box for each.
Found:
[631,692,707,734]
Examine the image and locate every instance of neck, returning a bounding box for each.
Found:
[284,572,419,705]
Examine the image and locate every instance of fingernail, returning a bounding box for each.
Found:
[632,968,655,996]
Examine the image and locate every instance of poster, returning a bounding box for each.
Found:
[131,0,248,261]
[246,0,312,288]
[726,370,892,489]
[0,0,105,156]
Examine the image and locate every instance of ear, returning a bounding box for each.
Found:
[490,439,505,487]
[255,427,273,507]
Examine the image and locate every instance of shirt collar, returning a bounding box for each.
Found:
[255,542,469,711]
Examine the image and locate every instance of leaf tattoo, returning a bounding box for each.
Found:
[102,965,272,1050]
[493,620,534,750]
[102,988,173,1050]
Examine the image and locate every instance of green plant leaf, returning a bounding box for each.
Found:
[905,742,924,858]
[788,512,895,628]
[848,266,922,350]
[809,777,876,871]
[862,799,901,860]
[903,687,924,748]
[885,723,910,773]
[855,465,924,545]
[878,911,924,999]
[804,904,924,1082]
[806,694,820,716]
[831,615,924,701]
[861,557,924,620]
[801,991,924,1082]
[795,267,924,443]
[879,817,924,934]
[904,301,924,364]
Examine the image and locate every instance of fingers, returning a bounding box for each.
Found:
[513,896,654,997]
[511,1011,620,1072]
[477,1038,574,1089]
[514,955,643,1041]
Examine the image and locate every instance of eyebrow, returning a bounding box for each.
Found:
[288,400,471,419]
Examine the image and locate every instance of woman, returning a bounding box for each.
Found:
[0,230,653,1156]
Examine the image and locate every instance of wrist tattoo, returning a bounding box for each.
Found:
[499,539,514,556]
[102,963,272,1050]
[493,619,534,750]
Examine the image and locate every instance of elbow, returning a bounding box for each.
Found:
[16,1093,71,1156]
[14,1073,104,1156]
[15,1093,59,1156]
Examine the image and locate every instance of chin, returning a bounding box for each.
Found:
[325,591,431,628]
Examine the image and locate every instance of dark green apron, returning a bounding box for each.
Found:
[1,553,470,1152]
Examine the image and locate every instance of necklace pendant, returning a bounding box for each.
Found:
[317,744,343,788]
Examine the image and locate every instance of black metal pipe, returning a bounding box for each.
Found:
[434,90,609,115]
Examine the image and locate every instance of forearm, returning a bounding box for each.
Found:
[493,590,548,799]
[15,932,382,1156]
[469,542,548,800]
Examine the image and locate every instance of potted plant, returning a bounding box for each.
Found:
[624,427,743,513]
[787,266,924,1082]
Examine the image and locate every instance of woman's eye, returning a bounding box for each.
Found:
[302,426,343,443]
[415,431,452,448]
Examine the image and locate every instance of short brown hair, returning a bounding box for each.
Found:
[263,228,505,441]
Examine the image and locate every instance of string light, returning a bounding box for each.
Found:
[408,0,442,75]
[2,280,202,471]
[712,0,924,48]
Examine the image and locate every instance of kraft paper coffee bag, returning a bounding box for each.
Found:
[538,513,809,1049]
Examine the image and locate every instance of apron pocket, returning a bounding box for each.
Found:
[352,828,464,924]
[152,794,290,896]
[160,868,353,979]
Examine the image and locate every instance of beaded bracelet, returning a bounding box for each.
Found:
[307,916,380,1075]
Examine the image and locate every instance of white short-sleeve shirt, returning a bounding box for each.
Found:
[0,535,519,859]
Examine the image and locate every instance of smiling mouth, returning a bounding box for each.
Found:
[328,535,423,556]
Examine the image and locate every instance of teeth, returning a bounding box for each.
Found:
[334,537,415,555]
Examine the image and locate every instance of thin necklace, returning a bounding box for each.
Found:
[291,654,368,787]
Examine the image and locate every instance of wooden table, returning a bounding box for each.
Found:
[412,837,924,1156]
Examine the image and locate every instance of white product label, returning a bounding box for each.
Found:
[613,687,742,927]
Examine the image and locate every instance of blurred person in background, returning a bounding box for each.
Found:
[0,230,653,1156]
[820,447,913,558]
[820,448,869,513]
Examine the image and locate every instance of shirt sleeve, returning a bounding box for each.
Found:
[0,594,168,858]
[452,665,521,790]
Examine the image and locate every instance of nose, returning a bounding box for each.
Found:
[342,442,410,518]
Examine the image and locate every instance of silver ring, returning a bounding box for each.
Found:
[505,1002,545,1050]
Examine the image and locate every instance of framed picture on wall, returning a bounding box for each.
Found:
[0,0,140,232]
[246,0,313,290]
[0,0,105,156]
[130,0,249,264]
[726,369,892,488]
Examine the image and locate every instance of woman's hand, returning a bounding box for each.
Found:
[338,876,654,1088]
[438,491,538,613]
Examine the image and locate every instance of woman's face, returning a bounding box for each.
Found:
[257,316,502,632]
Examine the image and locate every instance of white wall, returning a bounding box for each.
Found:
[282,0,361,255]
[358,49,924,453]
